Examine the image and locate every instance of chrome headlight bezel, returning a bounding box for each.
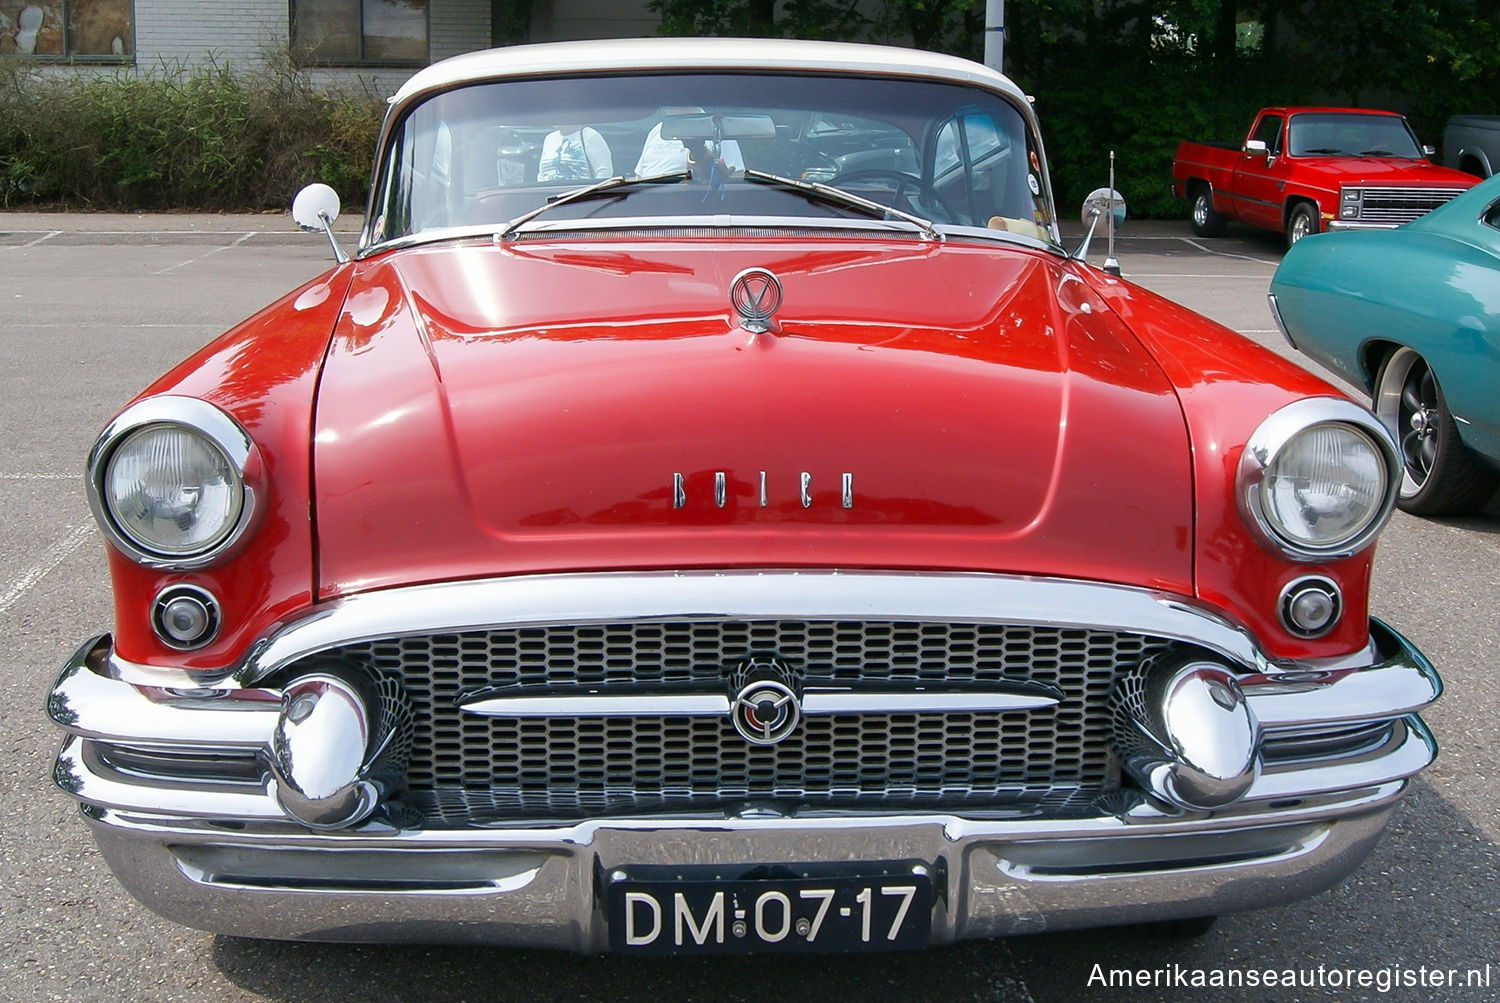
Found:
[1237,398,1400,562]
[86,396,265,569]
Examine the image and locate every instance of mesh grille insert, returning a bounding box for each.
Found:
[293,620,1169,824]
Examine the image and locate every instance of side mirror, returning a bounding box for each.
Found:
[1081,188,1127,231]
[1075,187,1127,275]
[291,183,349,264]
[1422,144,1437,158]
[1244,139,1269,156]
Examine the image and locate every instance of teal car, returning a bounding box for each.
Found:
[1270,173,1500,515]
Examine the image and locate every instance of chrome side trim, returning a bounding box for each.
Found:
[1246,717,1433,802]
[802,687,1061,714]
[1242,620,1440,729]
[461,692,730,718]
[49,636,280,748]
[458,685,1062,718]
[1326,220,1405,231]
[56,736,282,820]
[1266,293,1296,349]
[78,571,1391,689]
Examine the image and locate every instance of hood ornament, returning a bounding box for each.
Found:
[730,267,782,333]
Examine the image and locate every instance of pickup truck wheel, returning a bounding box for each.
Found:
[1286,202,1319,246]
[1374,347,1499,515]
[1189,187,1226,236]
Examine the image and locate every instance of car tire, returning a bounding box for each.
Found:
[1374,347,1499,515]
[1286,202,1318,247]
[1189,186,1226,237]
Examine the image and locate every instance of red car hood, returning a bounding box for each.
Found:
[312,238,1193,596]
[1293,156,1476,188]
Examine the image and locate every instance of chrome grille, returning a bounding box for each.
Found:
[303,621,1171,824]
[1354,187,1467,225]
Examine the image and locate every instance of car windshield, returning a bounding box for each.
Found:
[369,71,1054,245]
[1286,113,1423,158]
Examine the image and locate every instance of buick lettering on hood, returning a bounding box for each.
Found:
[48,38,1440,953]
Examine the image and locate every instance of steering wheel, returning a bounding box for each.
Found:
[828,169,925,202]
[827,168,954,222]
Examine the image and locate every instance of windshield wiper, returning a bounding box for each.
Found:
[498,170,690,240]
[1358,148,1398,157]
[1302,147,1345,155]
[742,169,942,242]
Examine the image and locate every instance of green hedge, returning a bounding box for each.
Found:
[1022,54,1292,222]
[0,59,384,211]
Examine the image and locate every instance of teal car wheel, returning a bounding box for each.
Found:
[1374,347,1499,515]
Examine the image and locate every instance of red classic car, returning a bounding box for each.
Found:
[1173,106,1478,246]
[49,39,1439,952]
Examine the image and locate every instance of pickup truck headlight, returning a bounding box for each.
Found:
[1237,399,1400,561]
[1339,188,1362,219]
[87,397,263,568]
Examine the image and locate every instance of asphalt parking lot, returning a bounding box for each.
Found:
[2,213,1497,1003]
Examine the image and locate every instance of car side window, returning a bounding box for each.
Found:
[1252,115,1283,155]
[933,119,961,178]
[1484,201,1500,232]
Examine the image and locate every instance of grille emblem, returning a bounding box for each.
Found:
[727,654,803,745]
[731,680,800,745]
[730,267,782,333]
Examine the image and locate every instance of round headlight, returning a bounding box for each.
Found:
[88,397,263,568]
[1239,399,1400,561]
[105,425,242,555]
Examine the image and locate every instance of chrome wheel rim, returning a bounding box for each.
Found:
[1376,349,1437,497]
[1193,194,1209,227]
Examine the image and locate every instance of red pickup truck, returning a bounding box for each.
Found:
[1172,106,1478,246]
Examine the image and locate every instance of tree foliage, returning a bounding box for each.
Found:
[650,1,1500,217]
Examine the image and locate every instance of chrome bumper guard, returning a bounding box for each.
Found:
[48,572,1440,946]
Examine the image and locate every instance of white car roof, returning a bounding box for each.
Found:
[389,37,1029,109]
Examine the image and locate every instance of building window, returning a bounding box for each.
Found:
[293,0,428,66]
[1,1,133,59]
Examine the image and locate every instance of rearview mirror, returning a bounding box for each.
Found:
[717,114,777,141]
[660,112,777,142]
[658,114,716,143]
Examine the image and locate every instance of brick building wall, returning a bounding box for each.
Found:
[133,1,287,68]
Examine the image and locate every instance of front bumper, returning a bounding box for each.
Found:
[83,785,1407,947]
[49,571,1440,948]
[1325,220,1404,231]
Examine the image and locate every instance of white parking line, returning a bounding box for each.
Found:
[153,231,258,275]
[0,523,93,618]
[17,323,219,330]
[19,230,61,248]
[1176,237,1281,264]
[1128,273,1273,279]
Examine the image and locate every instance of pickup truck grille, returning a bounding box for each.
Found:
[1352,187,1468,225]
[312,621,1174,824]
